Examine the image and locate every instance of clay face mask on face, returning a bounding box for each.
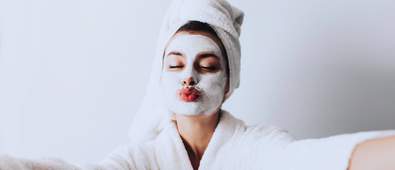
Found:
[161,33,227,116]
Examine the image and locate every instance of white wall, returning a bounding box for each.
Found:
[1,0,394,165]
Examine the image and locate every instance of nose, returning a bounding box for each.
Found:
[182,77,196,86]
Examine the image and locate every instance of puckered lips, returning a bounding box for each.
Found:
[178,87,201,102]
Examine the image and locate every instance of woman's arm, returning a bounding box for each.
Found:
[280,130,395,170]
[348,135,395,170]
[0,155,82,170]
[0,155,26,169]
[0,144,140,170]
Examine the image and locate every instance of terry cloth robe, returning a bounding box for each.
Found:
[94,111,395,170]
[1,110,395,170]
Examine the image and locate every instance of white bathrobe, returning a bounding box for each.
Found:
[2,110,394,170]
[92,110,395,170]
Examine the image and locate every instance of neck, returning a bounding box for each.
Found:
[174,110,221,168]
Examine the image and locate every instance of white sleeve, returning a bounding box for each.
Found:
[0,155,82,170]
[284,130,395,170]
[0,144,149,170]
[87,144,151,170]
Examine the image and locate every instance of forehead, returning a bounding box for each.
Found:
[165,32,222,55]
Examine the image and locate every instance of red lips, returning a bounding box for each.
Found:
[178,87,201,102]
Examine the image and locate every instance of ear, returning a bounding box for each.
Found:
[222,78,230,102]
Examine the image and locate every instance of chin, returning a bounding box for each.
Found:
[168,101,222,117]
[169,100,204,116]
[163,93,222,116]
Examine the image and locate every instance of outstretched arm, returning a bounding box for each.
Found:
[0,155,82,170]
[0,145,141,170]
[348,135,395,170]
[281,129,395,170]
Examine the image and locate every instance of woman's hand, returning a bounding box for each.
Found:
[348,135,395,170]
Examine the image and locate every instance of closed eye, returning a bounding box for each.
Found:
[200,66,216,70]
[196,54,221,73]
[199,65,220,73]
[169,65,184,69]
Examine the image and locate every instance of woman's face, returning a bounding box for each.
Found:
[161,32,227,116]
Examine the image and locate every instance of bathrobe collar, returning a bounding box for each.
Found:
[155,110,244,170]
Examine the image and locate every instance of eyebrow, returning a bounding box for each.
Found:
[165,51,221,62]
[166,51,184,57]
[197,52,220,60]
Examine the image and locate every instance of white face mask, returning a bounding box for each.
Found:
[161,33,227,116]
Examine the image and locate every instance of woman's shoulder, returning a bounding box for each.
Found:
[216,121,296,169]
[220,111,295,143]
[238,123,295,144]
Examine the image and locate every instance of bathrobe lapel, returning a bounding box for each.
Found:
[155,110,243,170]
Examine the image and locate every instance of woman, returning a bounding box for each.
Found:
[1,0,395,169]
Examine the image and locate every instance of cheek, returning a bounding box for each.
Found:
[198,72,227,94]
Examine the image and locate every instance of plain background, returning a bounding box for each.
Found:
[1,0,394,165]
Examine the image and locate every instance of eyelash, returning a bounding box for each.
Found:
[201,66,216,70]
[169,65,184,69]
[167,64,219,72]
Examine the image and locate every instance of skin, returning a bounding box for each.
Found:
[161,31,229,170]
[174,112,220,170]
[348,135,395,170]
